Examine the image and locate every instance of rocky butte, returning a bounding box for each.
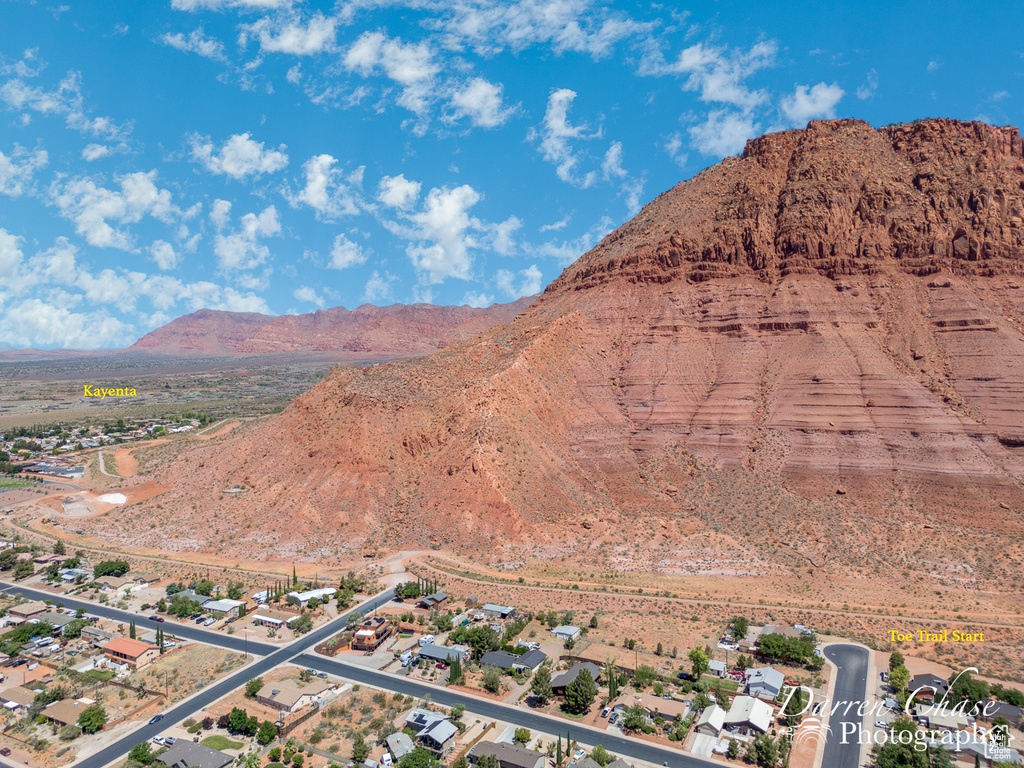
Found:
[113,119,1024,594]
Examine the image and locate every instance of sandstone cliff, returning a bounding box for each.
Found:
[111,119,1024,589]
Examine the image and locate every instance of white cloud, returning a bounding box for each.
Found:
[212,205,281,271]
[343,31,439,119]
[293,285,325,306]
[927,60,941,73]
[288,154,363,220]
[362,270,396,302]
[328,233,368,269]
[0,144,47,197]
[149,240,181,270]
[189,132,289,179]
[780,82,845,126]
[210,198,232,230]
[0,228,23,276]
[0,69,133,142]
[50,170,181,250]
[171,0,293,10]
[462,291,493,308]
[449,77,513,128]
[645,40,777,111]
[81,143,113,161]
[0,298,132,349]
[177,281,270,313]
[688,109,758,157]
[540,216,569,232]
[663,131,688,168]
[434,0,653,59]
[160,29,226,60]
[536,214,613,266]
[856,68,878,101]
[378,174,421,209]
[403,185,482,283]
[245,12,337,55]
[528,88,601,188]
[495,264,542,298]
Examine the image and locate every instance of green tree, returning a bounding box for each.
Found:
[727,739,739,760]
[889,665,910,699]
[474,756,497,768]
[732,616,749,640]
[870,718,952,768]
[399,748,438,768]
[589,615,598,629]
[688,647,710,680]
[227,583,243,600]
[531,665,553,704]
[129,620,136,639]
[888,651,905,672]
[751,734,778,767]
[563,669,597,714]
[194,580,215,596]
[227,707,249,733]
[992,716,1010,747]
[13,559,34,580]
[622,703,646,731]
[128,742,155,764]
[655,642,663,656]
[633,665,657,689]
[78,703,107,734]
[292,754,305,768]
[257,720,277,745]
[590,746,613,767]
[291,613,313,634]
[245,678,264,698]
[93,559,130,578]
[448,657,463,686]
[352,733,370,764]
[53,539,66,555]
[482,665,502,693]
[514,728,531,744]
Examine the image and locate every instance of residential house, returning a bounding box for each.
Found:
[479,650,547,673]
[102,637,160,670]
[480,604,516,620]
[256,679,333,713]
[81,626,116,645]
[352,616,393,652]
[132,573,161,587]
[915,705,972,733]
[252,610,302,630]
[470,742,546,768]
[568,758,602,768]
[0,686,40,714]
[909,674,950,703]
[60,567,91,583]
[404,708,458,755]
[9,601,48,621]
[724,696,775,735]
[950,737,1022,767]
[37,613,76,635]
[978,701,1023,725]
[96,575,135,592]
[386,733,416,762]
[606,759,632,768]
[551,625,581,642]
[416,592,449,610]
[761,624,806,640]
[551,662,602,695]
[695,704,727,736]
[417,644,471,665]
[285,588,336,608]
[42,698,89,727]
[173,589,211,607]
[632,692,691,723]
[202,599,244,617]
[157,741,234,768]
[708,660,727,677]
[746,667,785,700]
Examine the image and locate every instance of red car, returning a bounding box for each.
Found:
[436,663,449,670]
[1,747,12,756]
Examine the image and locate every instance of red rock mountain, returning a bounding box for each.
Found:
[118,119,1024,585]
[127,298,535,358]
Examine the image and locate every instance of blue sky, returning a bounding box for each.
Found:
[0,0,1020,348]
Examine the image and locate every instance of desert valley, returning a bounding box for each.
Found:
[2,119,1024,768]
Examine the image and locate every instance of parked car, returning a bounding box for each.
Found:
[149,615,165,622]
[572,750,586,761]
[203,617,216,626]
[149,714,164,724]
[875,721,887,728]
[436,663,449,671]
[1,747,12,756]
[317,672,328,679]
[381,755,393,767]
[601,707,611,717]
[609,713,619,725]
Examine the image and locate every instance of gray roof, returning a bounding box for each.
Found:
[551,662,601,689]
[419,718,459,747]
[606,759,631,768]
[747,667,785,692]
[417,643,469,663]
[471,742,545,768]
[386,732,416,760]
[480,651,519,670]
[157,741,233,768]
[515,649,547,669]
[569,758,602,768]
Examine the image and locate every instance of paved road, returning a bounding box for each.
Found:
[67,588,396,768]
[0,584,277,656]
[297,653,723,768]
[823,644,870,768]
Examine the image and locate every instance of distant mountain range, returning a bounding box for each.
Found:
[0,297,536,362]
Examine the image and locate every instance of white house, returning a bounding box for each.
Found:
[551,625,581,641]
[724,696,774,735]
[286,588,336,607]
[746,667,785,700]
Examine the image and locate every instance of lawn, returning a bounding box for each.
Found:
[86,669,115,681]
[0,478,33,490]
[201,735,244,751]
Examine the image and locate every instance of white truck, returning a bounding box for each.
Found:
[400,650,414,666]
[418,635,435,647]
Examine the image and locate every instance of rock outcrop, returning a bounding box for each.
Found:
[111,120,1024,588]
